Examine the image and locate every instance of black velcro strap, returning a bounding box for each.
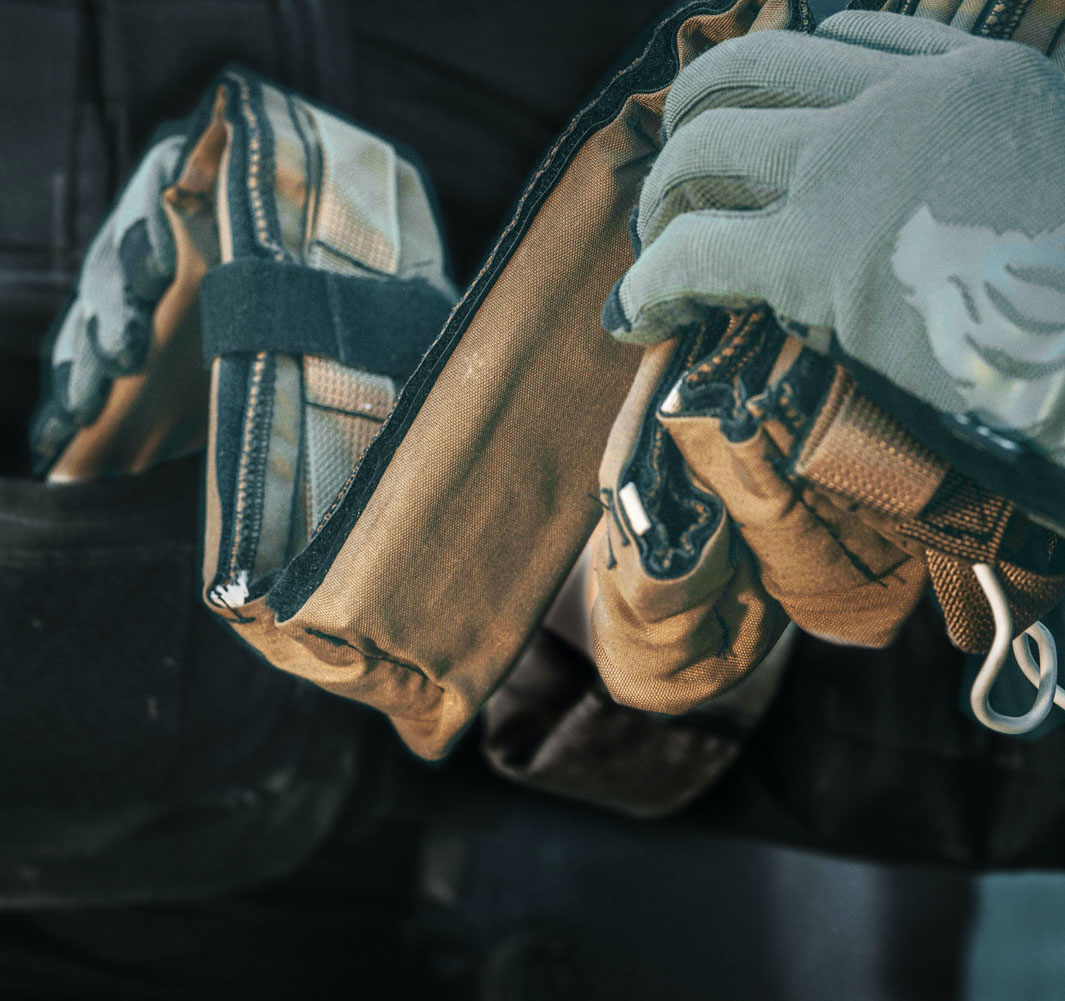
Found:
[200,258,452,379]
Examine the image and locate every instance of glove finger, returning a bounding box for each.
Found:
[815,9,979,53]
[939,0,996,33]
[604,208,807,344]
[637,105,813,245]
[664,29,900,137]
[49,300,110,424]
[89,134,183,370]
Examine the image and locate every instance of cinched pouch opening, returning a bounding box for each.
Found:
[616,318,727,582]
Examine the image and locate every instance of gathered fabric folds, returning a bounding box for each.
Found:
[594,312,1065,713]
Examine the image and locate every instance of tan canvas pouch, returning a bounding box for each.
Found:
[591,311,925,714]
[196,0,808,759]
[592,315,790,714]
[657,313,932,648]
[795,365,1065,653]
[185,70,454,741]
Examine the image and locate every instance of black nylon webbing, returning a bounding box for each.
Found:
[200,257,452,379]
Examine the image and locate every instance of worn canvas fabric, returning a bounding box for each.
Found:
[34,66,462,756]
[29,2,809,774]
[193,0,807,760]
[595,316,1065,711]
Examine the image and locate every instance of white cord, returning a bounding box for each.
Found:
[970,563,1059,735]
[1013,623,1065,712]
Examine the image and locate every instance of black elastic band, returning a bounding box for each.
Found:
[200,258,452,379]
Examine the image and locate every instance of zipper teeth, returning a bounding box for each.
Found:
[228,352,269,579]
[681,309,766,392]
[977,0,1029,38]
[231,72,286,261]
[225,73,285,583]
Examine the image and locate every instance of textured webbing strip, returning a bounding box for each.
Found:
[795,368,948,520]
[899,470,1014,564]
[927,550,1065,653]
[795,376,1013,565]
[788,370,1041,654]
[200,258,452,379]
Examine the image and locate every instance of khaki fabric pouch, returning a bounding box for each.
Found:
[594,315,1065,714]
[591,0,1065,715]
[197,0,809,759]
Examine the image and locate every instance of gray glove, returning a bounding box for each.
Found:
[603,11,1065,460]
[34,133,182,465]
